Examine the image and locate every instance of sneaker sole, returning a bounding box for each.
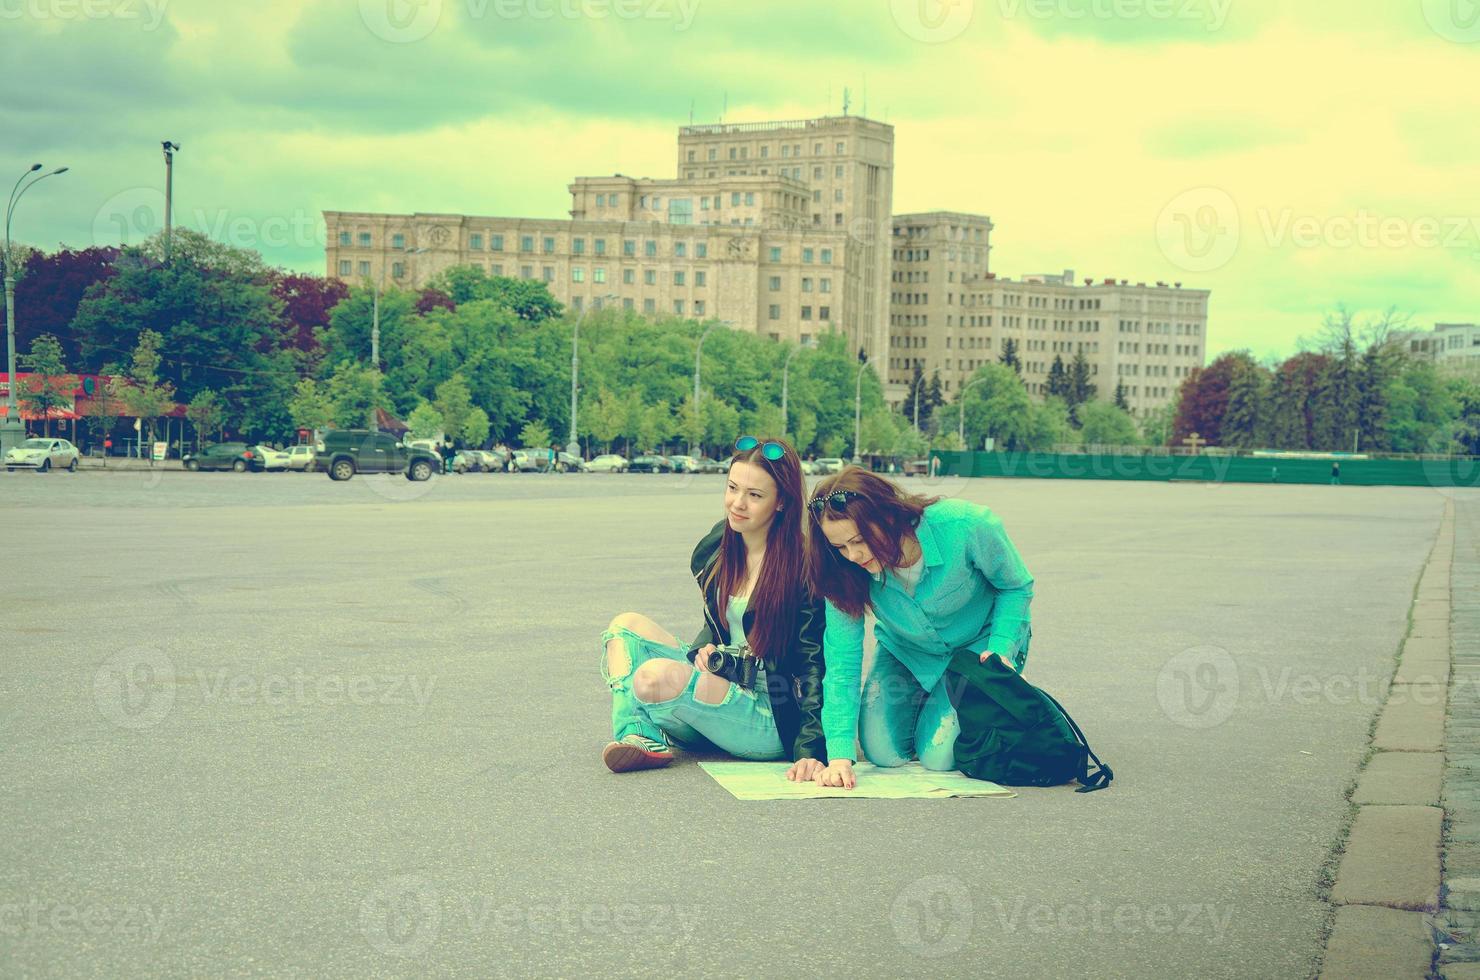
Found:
[603,742,674,773]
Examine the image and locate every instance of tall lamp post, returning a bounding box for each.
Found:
[3,163,68,456]
[568,292,617,457]
[161,141,179,262]
[910,372,927,431]
[957,375,988,445]
[780,337,813,441]
[853,357,871,465]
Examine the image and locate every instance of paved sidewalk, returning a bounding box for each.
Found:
[1439,494,1480,977]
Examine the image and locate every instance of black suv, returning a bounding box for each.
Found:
[316,430,439,482]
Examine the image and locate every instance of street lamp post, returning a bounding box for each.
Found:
[161,141,179,263]
[568,292,617,457]
[910,373,927,432]
[780,338,812,441]
[689,322,722,453]
[2,163,68,457]
[853,357,871,465]
[958,375,988,445]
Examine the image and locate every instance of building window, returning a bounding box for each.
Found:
[543,237,555,254]
[731,192,741,206]
[623,269,635,284]
[645,240,657,257]
[696,243,707,258]
[521,235,534,252]
[812,190,821,203]
[491,234,504,251]
[834,165,843,178]
[644,270,656,285]
[572,267,585,282]
[392,233,406,249]
[674,300,685,314]
[814,142,822,154]
[769,247,782,263]
[700,197,710,211]
[834,213,843,225]
[675,241,687,257]
[768,304,781,320]
[595,193,605,207]
[392,262,404,278]
[744,192,754,206]
[819,306,830,320]
[338,260,351,275]
[623,298,634,310]
[707,148,717,161]
[521,265,533,278]
[572,238,585,254]
[694,300,706,315]
[492,264,502,275]
[801,306,813,320]
[674,271,686,286]
[669,199,693,225]
[728,147,737,160]
[338,231,350,246]
[803,247,813,263]
[623,239,635,256]
[801,278,813,293]
[644,298,656,313]
[820,278,831,293]
[834,189,844,202]
[594,268,606,283]
[358,232,371,247]
[781,145,790,158]
[543,266,555,282]
[594,238,606,255]
[769,276,782,291]
[695,271,706,287]
[467,233,480,250]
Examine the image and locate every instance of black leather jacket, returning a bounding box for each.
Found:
[686,520,828,764]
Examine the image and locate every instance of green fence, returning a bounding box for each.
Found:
[929,451,1480,488]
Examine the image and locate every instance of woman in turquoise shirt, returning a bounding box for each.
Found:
[805,468,1034,789]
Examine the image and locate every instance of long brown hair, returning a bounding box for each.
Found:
[703,436,807,663]
[804,467,941,618]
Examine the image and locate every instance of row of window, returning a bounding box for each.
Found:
[768,276,833,293]
[685,141,848,164]
[896,225,989,243]
[766,305,832,322]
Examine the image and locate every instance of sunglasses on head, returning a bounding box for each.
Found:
[735,435,785,461]
[808,490,862,518]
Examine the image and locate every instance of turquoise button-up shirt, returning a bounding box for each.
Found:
[821,498,1035,762]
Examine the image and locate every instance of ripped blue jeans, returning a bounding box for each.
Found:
[859,648,961,771]
[600,626,785,760]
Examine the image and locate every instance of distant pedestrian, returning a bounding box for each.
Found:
[550,444,558,473]
[1330,462,1341,486]
[1271,466,1278,483]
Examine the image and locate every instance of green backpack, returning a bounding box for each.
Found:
[943,650,1114,792]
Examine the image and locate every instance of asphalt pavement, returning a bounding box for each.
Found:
[0,468,1460,978]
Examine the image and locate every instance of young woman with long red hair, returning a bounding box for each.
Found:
[804,468,1035,789]
[598,437,828,778]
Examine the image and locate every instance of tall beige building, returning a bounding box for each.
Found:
[889,212,1209,418]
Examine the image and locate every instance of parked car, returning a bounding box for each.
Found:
[253,445,292,471]
[628,454,673,474]
[182,442,263,473]
[667,455,700,473]
[316,430,438,482]
[509,449,545,473]
[586,453,628,473]
[554,451,587,473]
[697,456,727,474]
[4,437,80,472]
[452,450,486,474]
[815,457,846,474]
[484,447,513,473]
[800,459,822,476]
[285,445,316,471]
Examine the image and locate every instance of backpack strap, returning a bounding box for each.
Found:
[1039,690,1114,793]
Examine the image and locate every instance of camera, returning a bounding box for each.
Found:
[703,643,760,690]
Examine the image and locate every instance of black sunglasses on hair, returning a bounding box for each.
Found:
[808,490,862,517]
[735,435,785,461]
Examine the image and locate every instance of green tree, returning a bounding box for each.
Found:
[1076,400,1141,447]
[639,401,674,451]
[434,375,475,445]
[1220,357,1269,450]
[1140,400,1177,447]
[1114,380,1129,411]
[406,401,445,441]
[185,389,225,451]
[519,419,552,451]
[958,363,1035,450]
[288,377,336,434]
[1045,356,1070,401]
[1068,351,1097,410]
[16,333,74,436]
[425,266,563,322]
[116,330,176,458]
[584,386,625,453]
[998,338,1022,375]
[702,395,741,455]
[462,406,491,447]
[82,377,123,462]
[325,362,383,429]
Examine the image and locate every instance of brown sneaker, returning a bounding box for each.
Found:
[602,734,674,773]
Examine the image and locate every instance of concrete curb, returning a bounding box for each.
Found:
[1319,500,1453,978]
[1319,905,1434,979]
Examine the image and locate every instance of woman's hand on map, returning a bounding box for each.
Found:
[814,758,855,789]
[786,758,825,782]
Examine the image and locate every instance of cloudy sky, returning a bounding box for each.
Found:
[4,0,1477,359]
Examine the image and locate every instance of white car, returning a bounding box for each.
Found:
[286,445,316,471]
[814,457,845,474]
[586,454,629,473]
[5,437,80,473]
[253,445,292,471]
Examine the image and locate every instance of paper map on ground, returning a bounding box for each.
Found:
[698,760,1016,800]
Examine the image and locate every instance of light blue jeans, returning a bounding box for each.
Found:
[859,648,961,771]
[600,626,785,760]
